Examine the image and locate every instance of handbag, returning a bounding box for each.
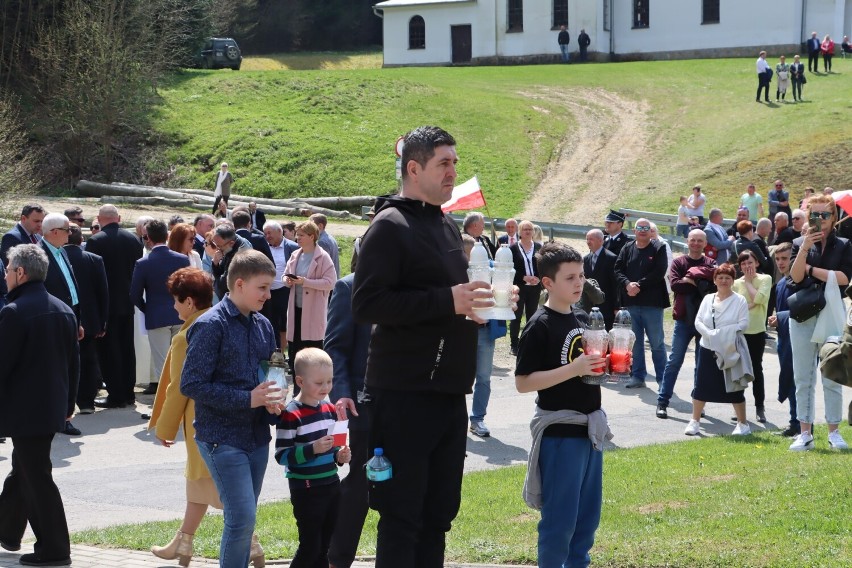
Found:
[778,70,789,80]
[787,277,826,323]
[801,74,807,84]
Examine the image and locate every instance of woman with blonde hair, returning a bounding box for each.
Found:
[148,267,265,567]
[283,220,336,371]
[168,223,203,269]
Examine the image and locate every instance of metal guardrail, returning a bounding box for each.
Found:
[361,206,691,252]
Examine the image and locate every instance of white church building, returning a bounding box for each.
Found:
[373,0,852,66]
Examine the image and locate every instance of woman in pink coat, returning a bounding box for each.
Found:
[821,35,835,72]
[283,220,336,371]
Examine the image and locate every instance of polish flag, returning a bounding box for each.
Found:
[442,176,487,213]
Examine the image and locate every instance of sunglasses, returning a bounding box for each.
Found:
[70,218,85,224]
[635,226,652,232]
[809,211,832,220]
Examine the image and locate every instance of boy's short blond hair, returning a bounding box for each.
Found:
[294,347,333,379]
[227,249,276,291]
[461,233,476,255]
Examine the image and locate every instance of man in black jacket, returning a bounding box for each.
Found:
[578,28,591,61]
[65,224,109,414]
[352,126,499,568]
[85,205,143,408]
[557,24,570,63]
[0,244,78,567]
[614,218,670,389]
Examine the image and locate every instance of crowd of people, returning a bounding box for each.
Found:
[0,126,850,567]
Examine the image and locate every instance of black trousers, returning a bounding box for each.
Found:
[756,74,771,101]
[328,425,371,568]
[0,435,70,560]
[744,332,766,408]
[266,287,289,349]
[211,194,229,215]
[793,79,803,100]
[510,285,541,347]
[289,480,340,568]
[808,50,820,72]
[823,53,832,73]
[98,313,136,404]
[287,307,323,375]
[76,335,102,408]
[368,389,467,568]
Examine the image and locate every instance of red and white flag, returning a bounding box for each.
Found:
[442,176,486,213]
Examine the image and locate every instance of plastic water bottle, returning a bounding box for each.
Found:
[366,448,392,482]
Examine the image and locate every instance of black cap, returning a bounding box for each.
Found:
[605,210,625,223]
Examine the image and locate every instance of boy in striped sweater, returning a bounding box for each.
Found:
[275,348,351,567]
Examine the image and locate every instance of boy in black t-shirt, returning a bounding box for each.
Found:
[515,242,610,568]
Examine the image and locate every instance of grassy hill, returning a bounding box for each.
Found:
[150,54,852,218]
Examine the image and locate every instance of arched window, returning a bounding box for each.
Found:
[409,16,425,49]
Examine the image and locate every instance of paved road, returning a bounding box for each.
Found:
[0,332,831,567]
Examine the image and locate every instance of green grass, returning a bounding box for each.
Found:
[72,426,852,566]
[149,56,852,219]
[241,51,383,71]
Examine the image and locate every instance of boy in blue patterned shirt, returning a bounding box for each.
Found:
[276,348,351,567]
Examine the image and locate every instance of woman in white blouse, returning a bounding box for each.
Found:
[509,220,542,355]
[685,263,751,437]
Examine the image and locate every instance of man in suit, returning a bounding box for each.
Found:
[192,214,216,257]
[130,219,190,395]
[311,213,341,277]
[603,210,631,257]
[497,218,518,247]
[0,244,78,567]
[463,211,497,259]
[248,201,266,233]
[85,205,144,408]
[232,209,272,262]
[64,224,109,415]
[584,229,618,330]
[264,221,299,348]
[704,208,736,265]
[807,31,821,72]
[0,203,45,265]
[39,214,84,436]
[326,272,373,568]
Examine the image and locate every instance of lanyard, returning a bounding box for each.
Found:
[521,243,534,275]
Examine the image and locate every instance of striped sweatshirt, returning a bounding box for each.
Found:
[275,399,340,488]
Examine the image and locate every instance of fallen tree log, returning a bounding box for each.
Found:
[107,182,375,209]
[97,195,354,220]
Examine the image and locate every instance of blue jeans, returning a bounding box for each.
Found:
[627,305,667,383]
[471,326,495,422]
[657,319,699,406]
[197,441,268,568]
[789,317,844,424]
[676,225,689,238]
[538,437,602,568]
[560,44,570,63]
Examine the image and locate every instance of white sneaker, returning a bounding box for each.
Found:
[684,419,700,436]
[789,432,815,452]
[732,422,751,436]
[828,430,849,450]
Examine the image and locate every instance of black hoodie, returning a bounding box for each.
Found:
[352,196,477,394]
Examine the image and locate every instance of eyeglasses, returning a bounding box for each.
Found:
[635,226,652,232]
[810,211,832,220]
[792,216,804,221]
[69,218,85,224]
[775,184,783,188]
[91,225,100,230]
[52,227,70,232]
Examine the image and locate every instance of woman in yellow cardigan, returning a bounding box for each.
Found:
[147,268,264,567]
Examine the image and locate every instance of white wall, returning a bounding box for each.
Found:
[611,0,801,55]
[381,3,493,66]
[804,0,849,43]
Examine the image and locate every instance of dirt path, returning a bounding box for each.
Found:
[518,87,650,225]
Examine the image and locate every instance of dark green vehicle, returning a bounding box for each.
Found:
[196,37,242,70]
